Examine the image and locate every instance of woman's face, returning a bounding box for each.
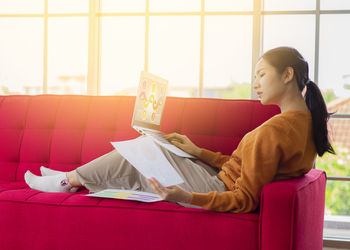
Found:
[253,58,286,105]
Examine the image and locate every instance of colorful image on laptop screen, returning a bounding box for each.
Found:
[133,71,168,129]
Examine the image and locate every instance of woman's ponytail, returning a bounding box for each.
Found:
[304,80,335,156]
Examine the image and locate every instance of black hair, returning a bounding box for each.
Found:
[261,46,335,157]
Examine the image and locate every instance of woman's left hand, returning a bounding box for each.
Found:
[147,177,193,204]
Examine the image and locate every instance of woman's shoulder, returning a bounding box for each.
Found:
[263,110,311,127]
[242,111,311,143]
[257,110,311,139]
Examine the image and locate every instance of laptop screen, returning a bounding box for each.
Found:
[131,71,168,131]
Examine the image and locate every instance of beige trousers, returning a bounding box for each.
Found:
[75,143,226,208]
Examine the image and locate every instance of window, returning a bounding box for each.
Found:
[263,0,315,11]
[47,17,88,94]
[98,0,254,98]
[149,0,200,12]
[0,0,88,95]
[48,0,89,13]
[321,0,350,10]
[149,16,200,97]
[203,16,252,99]
[0,0,43,14]
[205,0,253,11]
[319,15,350,99]
[102,0,145,13]
[0,18,43,95]
[318,13,350,242]
[100,17,145,96]
[263,14,315,80]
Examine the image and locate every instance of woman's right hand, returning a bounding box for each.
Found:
[163,133,202,157]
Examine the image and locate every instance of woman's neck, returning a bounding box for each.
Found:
[278,90,309,113]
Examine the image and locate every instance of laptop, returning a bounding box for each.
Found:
[131,71,195,158]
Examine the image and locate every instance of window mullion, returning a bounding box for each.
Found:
[87,0,100,95]
[43,0,48,94]
[251,0,262,99]
[198,0,205,98]
[314,0,320,84]
[144,0,149,72]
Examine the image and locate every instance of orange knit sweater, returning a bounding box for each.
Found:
[190,110,316,213]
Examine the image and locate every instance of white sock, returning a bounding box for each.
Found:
[25,171,74,193]
[40,166,80,192]
[40,166,64,176]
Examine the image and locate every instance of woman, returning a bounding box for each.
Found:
[25,47,335,213]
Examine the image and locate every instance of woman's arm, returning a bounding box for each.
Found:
[164,133,231,168]
[199,149,231,169]
[164,133,202,157]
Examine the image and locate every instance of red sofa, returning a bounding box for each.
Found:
[0,95,326,250]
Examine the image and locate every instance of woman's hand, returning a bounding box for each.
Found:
[147,177,193,204]
[163,133,202,157]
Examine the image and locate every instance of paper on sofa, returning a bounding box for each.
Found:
[87,189,162,202]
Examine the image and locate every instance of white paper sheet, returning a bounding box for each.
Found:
[111,136,184,187]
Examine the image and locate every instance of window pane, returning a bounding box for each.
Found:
[0,18,43,94]
[322,179,350,238]
[100,17,145,96]
[0,0,43,14]
[319,15,350,100]
[263,0,315,11]
[318,14,350,242]
[102,0,145,13]
[205,0,253,11]
[149,16,200,97]
[48,0,89,13]
[263,15,315,80]
[321,0,350,10]
[47,18,88,94]
[203,16,252,99]
[149,0,200,12]
[330,118,350,149]
[317,122,350,238]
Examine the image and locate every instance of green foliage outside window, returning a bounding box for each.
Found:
[222,83,251,99]
[317,145,350,216]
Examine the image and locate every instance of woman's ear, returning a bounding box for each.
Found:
[283,66,294,84]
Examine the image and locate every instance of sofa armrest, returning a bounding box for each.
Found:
[259,169,327,250]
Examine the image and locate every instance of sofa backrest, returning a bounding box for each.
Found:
[0,95,280,182]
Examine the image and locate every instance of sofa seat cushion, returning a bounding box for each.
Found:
[0,187,260,250]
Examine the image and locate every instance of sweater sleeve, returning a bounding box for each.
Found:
[190,124,291,213]
[198,148,231,169]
